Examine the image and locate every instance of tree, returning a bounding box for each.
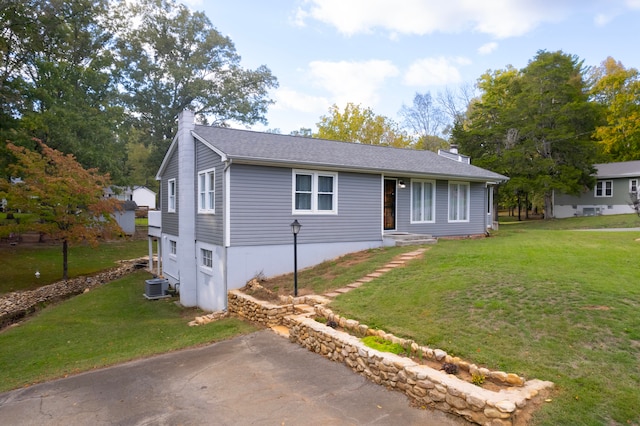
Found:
[437,83,478,128]
[0,140,122,279]
[517,51,599,217]
[454,51,600,219]
[1,0,127,182]
[452,66,522,219]
[115,0,278,173]
[290,128,313,137]
[315,103,413,147]
[590,57,640,161]
[399,92,447,151]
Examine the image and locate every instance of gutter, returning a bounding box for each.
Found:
[225,156,508,184]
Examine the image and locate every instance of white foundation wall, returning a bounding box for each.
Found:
[554,204,635,218]
[226,240,383,291]
[195,242,227,312]
[160,233,180,284]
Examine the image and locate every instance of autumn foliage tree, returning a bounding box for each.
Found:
[590,57,640,161]
[0,140,122,279]
[315,103,414,148]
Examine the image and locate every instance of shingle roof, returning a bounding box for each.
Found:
[192,126,507,182]
[595,161,640,178]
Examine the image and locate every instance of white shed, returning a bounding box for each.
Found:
[132,186,157,210]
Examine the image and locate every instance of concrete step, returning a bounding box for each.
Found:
[385,233,438,246]
[395,238,437,246]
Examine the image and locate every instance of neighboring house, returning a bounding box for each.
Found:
[105,186,157,210]
[153,111,508,311]
[553,161,640,218]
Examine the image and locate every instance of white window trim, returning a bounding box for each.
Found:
[448,181,470,223]
[595,180,613,198]
[410,179,436,223]
[197,168,216,214]
[630,179,638,194]
[169,240,177,257]
[292,169,338,214]
[201,248,213,269]
[167,178,176,213]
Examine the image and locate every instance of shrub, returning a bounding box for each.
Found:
[361,335,404,355]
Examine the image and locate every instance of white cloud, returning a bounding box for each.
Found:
[272,87,330,113]
[296,0,573,39]
[594,12,617,26]
[478,42,498,55]
[403,57,471,87]
[307,60,400,107]
[627,0,640,8]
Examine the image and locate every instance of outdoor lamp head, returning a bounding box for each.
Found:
[290,219,302,235]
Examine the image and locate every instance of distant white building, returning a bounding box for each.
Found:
[105,186,157,210]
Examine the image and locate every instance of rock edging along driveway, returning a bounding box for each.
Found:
[228,290,553,425]
[0,258,148,330]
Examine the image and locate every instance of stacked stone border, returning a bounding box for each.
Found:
[228,290,553,426]
[0,257,149,329]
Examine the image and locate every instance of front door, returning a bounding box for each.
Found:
[384,179,396,230]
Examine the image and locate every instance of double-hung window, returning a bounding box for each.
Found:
[167,179,176,212]
[169,240,177,256]
[201,248,213,269]
[198,168,215,213]
[595,180,613,197]
[293,170,337,214]
[411,180,435,223]
[630,179,638,194]
[448,182,469,222]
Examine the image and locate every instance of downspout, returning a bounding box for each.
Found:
[223,158,232,310]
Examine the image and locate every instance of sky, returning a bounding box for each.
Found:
[183,0,640,134]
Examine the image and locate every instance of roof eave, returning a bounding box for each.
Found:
[227,156,508,183]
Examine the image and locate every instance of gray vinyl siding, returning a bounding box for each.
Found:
[229,164,381,246]
[195,142,224,245]
[395,180,487,236]
[161,149,179,236]
[555,177,636,206]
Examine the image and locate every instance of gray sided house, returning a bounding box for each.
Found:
[553,161,640,218]
[154,111,507,311]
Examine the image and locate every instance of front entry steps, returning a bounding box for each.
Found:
[384,232,437,246]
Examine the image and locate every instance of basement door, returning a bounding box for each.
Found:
[383,179,396,230]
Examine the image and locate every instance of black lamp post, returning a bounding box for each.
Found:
[290,220,302,297]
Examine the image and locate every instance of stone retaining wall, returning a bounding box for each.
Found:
[0,258,148,329]
[227,290,296,327]
[227,290,553,426]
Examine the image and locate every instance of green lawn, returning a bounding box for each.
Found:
[327,216,640,425]
[0,239,150,294]
[3,214,640,425]
[0,270,258,392]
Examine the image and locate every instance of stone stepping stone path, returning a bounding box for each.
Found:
[322,248,427,299]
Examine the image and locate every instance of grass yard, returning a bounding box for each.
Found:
[3,213,640,425]
[324,218,640,425]
[0,239,150,294]
[0,270,258,393]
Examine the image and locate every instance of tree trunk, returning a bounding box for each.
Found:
[517,193,522,221]
[62,239,68,280]
[544,191,553,219]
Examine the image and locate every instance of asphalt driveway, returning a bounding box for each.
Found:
[0,330,468,425]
